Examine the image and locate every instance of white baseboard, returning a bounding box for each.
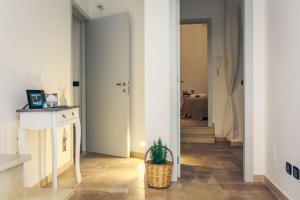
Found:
[253,175,289,200]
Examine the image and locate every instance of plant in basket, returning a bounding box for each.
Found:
[144,138,173,189]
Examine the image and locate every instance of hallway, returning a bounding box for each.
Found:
[55,143,276,200]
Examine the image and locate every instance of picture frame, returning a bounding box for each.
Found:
[26,90,46,109]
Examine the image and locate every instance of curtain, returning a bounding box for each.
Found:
[222,0,242,140]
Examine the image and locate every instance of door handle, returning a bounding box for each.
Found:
[116,83,126,86]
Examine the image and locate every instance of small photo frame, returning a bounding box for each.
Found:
[26,90,46,109]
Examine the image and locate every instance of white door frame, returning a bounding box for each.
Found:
[172,0,254,182]
[242,0,254,182]
[71,2,90,152]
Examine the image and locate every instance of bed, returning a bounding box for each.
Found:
[181,93,208,120]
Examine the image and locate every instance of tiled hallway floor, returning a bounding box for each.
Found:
[54,143,277,200]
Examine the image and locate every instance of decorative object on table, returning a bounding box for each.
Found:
[26,90,46,109]
[59,86,68,106]
[145,138,173,189]
[46,93,58,107]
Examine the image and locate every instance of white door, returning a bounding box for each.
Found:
[86,13,130,158]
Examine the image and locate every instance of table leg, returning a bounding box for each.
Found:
[18,129,27,186]
[18,129,25,155]
[51,128,58,189]
[75,121,82,183]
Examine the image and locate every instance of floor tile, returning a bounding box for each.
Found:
[50,143,277,200]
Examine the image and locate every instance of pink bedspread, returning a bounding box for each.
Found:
[181,94,208,120]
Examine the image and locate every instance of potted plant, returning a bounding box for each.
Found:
[144,138,174,189]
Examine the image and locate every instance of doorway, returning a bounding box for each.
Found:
[64,1,148,197]
[179,0,245,182]
[71,4,134,159]
[85,13,131,158]
[180,20,212,129]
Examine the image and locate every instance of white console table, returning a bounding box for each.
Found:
[16,106,81,189]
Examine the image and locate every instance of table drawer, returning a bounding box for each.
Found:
[57,109,79,122]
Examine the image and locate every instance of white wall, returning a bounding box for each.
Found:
[145,0,180,181]
[0,0,76,187]
[86,0,145,153]
[144,0,171,146]
[252,0,266,176]
[264,0,300,198]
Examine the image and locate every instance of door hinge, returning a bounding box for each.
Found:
[177,156,180,164]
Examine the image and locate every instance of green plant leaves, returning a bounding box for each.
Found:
[150,138,167,164]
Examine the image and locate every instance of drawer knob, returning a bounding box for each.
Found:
[62,114,66,118]
[72,112,74,116]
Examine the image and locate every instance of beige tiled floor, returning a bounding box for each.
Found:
[22,188,73,200]
[53,143,277,200]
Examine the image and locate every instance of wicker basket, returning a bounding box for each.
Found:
[144,146,174,189]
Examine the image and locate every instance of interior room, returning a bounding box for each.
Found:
[0,0,299,199]
[180,22,209,128]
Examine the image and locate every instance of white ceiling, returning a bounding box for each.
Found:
[88,0,143,19]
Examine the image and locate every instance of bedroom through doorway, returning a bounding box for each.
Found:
[180,21,212,142]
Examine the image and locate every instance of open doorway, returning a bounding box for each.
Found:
[180,20,213,138]
[179,0,245,182]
